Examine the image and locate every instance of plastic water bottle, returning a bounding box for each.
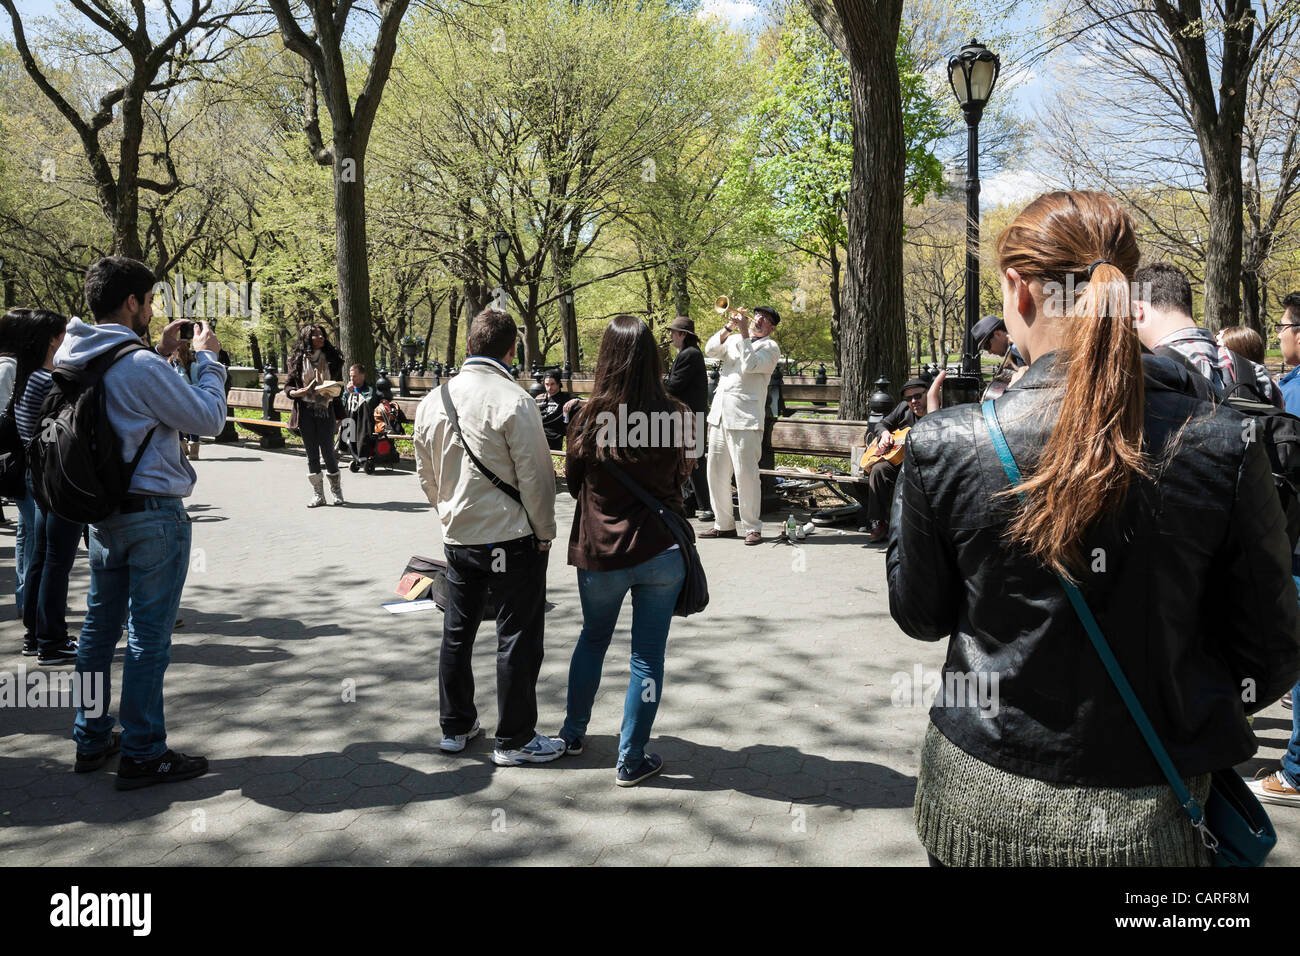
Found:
[785,514,798,540]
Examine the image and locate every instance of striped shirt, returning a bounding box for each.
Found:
[15,369,53,443]
[1153,327,1282,408]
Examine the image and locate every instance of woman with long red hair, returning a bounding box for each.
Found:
[888,190,1300,865]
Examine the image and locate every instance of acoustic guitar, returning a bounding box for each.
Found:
[860,427,910,470]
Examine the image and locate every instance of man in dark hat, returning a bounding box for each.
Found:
[971,314,1027,401]
[857,377,929,543]
[663,316,711,519]
[971,314,1026,368]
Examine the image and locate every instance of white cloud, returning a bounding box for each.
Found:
[696,1,760,26]
[981,168,1053,207]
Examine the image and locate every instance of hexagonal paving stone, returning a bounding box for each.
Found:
[296,755,358,781]
[345,762,408,788]
[294,778,360,807]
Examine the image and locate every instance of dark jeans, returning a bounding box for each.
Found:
[683,445,710,513]
[853,459,900,524]
[23,477,85,654]
[440,535,549,749]
[299,405,339,475]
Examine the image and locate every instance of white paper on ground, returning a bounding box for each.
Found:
[381,599,440,614]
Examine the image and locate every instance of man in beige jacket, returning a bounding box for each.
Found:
[702,306,781,545]
[414,308,565,767]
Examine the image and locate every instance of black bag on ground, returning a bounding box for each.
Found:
[1156,346,1300,549]
[27,342,157,523]
[0,393,27,499]
[600,458,709,617]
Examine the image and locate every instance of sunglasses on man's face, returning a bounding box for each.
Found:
[904,392,926,403]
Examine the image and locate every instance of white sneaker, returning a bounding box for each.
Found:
[439,720,481,754]
[492,733,567,766]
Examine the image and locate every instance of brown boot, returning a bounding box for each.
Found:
[867,520,888,543]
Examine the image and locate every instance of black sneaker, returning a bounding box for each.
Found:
[616,753,663,788]
[697,510,715,523]
[75,732,122,773]
[115,750,209,791]
[37,639,78,666]
[558,733,584,756]
[21,635,37,656]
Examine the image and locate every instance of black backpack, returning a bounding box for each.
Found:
[1157,345,1300,548]
[27,342,157,523]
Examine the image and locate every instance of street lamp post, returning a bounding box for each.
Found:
[947,40,1000,377]
[492,227,519,366]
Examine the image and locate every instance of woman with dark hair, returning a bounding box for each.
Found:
[888,190,1300,865]
[557,314,694,786]
[14,310,81,664]
[284,324,345,506]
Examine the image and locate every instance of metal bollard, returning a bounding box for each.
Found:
[259,364,286,448]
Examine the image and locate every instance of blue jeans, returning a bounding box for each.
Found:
[1284,567,1300,787]
[22,478,85,653]
[74,497,191,760]
[561,548,685,768]
[14,490,36,627]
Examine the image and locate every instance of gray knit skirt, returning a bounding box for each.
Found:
[915,722,1212,866]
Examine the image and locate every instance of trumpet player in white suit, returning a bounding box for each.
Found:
[701,304,781,546]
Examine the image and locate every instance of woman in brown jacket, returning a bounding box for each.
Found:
[557,315,695,786]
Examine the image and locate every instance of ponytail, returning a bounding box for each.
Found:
[994,191,1147,580]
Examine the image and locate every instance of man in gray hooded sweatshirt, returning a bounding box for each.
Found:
[64,256,228,789]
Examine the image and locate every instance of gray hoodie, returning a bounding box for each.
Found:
[54,319,227,498]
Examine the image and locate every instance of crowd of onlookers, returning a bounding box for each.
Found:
[9,189,1300,866]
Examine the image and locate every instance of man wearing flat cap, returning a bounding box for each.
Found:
[702,305,782,545]
[663,316,711,520]
[858,377,930,543]
[971,314,1027,400]
[971,314,1027,368]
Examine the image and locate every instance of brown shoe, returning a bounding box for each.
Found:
[699,528,738,539]
[744,532,762,546]
[867,521,887,543]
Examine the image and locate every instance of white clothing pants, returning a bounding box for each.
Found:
[707,426,763,534]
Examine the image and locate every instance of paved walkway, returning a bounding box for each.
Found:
[1,442,1296,865]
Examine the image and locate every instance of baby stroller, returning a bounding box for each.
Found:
[350,384,406,474]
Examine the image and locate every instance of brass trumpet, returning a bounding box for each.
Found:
[715,295,752,328]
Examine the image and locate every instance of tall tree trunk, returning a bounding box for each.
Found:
[445,288,461,366]
[249,333,263,370]
[523,283,541,371]
[553,240,581,371]
[828,242,843,372]
[1241,267,1262,336]
[671,259,690,318]
[463,280,487,361]
[421,292,437,368]
[334,149,374,373]
[1204,154,1245,333]
[806,0,907,415]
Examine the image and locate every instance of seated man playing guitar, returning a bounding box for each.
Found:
[856,377,929,543]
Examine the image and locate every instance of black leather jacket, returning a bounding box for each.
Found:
[887,353,1300,787]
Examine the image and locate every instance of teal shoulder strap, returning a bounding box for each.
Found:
[979,399,1207,830]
